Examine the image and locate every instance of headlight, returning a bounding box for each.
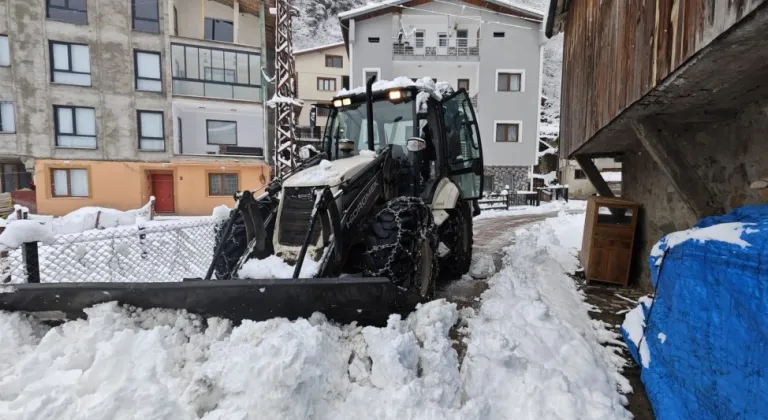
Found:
[333,99,343,107]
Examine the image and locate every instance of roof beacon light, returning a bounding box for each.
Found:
[388,90,403,101]
[342,98,352,106]
[333,99,343,107]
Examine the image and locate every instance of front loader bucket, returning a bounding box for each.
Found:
[0,277,422,326]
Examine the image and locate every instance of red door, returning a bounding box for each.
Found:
[151,173,175,213]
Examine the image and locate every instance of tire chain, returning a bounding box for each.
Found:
[363,197,436,290]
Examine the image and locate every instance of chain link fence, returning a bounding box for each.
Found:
[1,218,220,284]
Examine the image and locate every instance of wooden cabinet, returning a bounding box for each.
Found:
[580,196,640,287]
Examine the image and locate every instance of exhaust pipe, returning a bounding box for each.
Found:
[366,75,376,152]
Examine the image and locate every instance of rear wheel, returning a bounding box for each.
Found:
[437,201,473,280]
[363,197,438,298]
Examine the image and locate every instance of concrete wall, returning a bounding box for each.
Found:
[35,158,270,216]
[349,14,393,88]
[172,100,264,155]
[2,0,174,166]
[623,98,768,290]
[295,44,348,127]
[561,157,621,198]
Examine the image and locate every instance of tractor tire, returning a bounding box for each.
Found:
[212,206,275,280]
[437,201,473,281]
[363,197,439,299]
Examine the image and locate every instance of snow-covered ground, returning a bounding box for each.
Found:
[0,210,630,419]
[475,199,587,220]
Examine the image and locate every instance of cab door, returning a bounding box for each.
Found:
[439,90,484,199]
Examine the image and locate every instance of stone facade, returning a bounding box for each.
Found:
[484,165,530,193]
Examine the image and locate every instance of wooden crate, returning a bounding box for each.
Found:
[580,196,640,287]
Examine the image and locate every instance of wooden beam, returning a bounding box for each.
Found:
[630,120,722,218]
[574,154,616,198]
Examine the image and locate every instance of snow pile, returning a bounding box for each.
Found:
[211,205,231,223]
[469,254,496,279]
[461,214,631,419]
[288,159,343,186]
[650,222,757,265]
[0,220,56,249]
[621,296,654,368]
[0,211,630,419]
[475,199,587,220]
[265,93,304,108]
[238,255,320,279]
[3,198,156,237]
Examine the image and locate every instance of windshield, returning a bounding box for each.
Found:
[323,99,416,159]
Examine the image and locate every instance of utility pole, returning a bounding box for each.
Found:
[273,0,300,178]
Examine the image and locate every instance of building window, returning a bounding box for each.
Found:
[54,105,96,149]
[132,0,159,33]
[46,0,87,25]
[0,35,9,67]
[50,41,91,86]
[1,163,31,193]
[575,169,587,179]
[457,79,470,92]
[208,173,238,196]
[134,50,162,92]
[317,77,336,91]
[171,43,261,101]
[497,71,523,92]
[205,18,234,42]
[438,33,448,47]
[456,29,468,47]
[415,30,425,48]
[495,122,521,143]
[325,55,343,68]
[368,37,380,43]
[363,68,380,83]
[206,120,237,145]
[0,102,14,133]
[137,111,165,151]
[51,168,89,197]
[493,32,505,38]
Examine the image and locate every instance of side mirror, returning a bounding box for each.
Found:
[406,137,426,152]
[298,145,318,160]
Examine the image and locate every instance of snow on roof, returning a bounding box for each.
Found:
[336,76,454,112]
[339,0,544,21]
[294,42,346,55]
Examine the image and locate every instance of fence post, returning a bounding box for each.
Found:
[0,226,8,283]
[139,226,148,260]
[22,241,40,283]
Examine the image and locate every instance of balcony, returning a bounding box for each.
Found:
[392,36,480,61]
[171,39,262,102]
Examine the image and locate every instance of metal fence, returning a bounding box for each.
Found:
[1,218,219,284]
[478,187,570,210]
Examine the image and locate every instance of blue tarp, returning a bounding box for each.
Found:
[621,205,768,420]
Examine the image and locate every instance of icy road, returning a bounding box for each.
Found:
[0,205,632,420]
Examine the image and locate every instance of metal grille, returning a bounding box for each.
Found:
[278,188,321,247]
[1,218,218,284]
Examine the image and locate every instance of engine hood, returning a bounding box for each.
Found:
[283,153,377,188]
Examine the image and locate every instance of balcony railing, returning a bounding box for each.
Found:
[392,37,480,60]
[171,41,262,102]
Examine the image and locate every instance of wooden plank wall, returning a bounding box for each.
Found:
[560,0,765,157]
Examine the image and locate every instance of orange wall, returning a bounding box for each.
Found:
[35,159,270,216]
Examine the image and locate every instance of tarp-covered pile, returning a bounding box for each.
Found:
[622,205,768,420]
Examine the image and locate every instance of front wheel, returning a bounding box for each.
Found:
[363,197,439,298]
[437,201,473,280]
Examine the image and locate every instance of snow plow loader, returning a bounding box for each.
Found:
[0,77,485,326]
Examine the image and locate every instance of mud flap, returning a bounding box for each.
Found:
[0,278,422,326]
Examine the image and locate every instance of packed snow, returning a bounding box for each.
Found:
[0,210,630,419]
[0,220,56,249]
[211,205,232,223]
[469,254,496,279]
[287,159,343,186]
[238,255,320,279]
[621,296,654,368]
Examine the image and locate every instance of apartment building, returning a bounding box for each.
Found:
[339,0,544,192]
[0,0,272,216]
[294,42,349,140]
